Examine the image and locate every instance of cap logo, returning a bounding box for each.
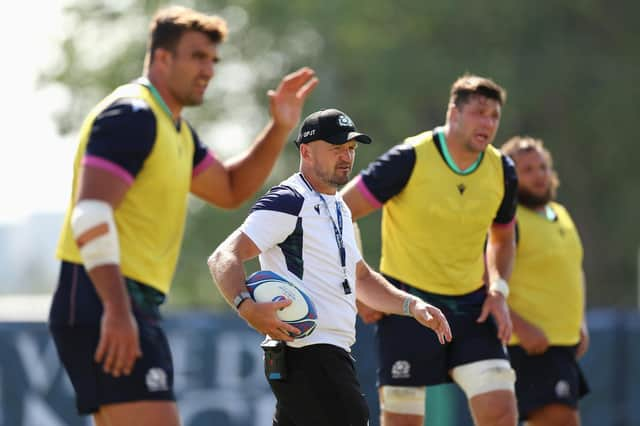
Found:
[302,129,316,138]
[337,114,354,128]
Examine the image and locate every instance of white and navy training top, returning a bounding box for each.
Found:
[241,173,362,351]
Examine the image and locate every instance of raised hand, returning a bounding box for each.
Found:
[268,67,319,130]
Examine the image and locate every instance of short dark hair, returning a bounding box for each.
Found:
[450,74,507,108]
[147,6,228,62]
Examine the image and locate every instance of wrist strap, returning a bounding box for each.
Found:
[402,296,414,317]
[233,291,251,310]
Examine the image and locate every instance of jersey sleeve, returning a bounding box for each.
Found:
[187,122,216,177]
[493,154,519,225]
[83,98,157,183]
[241,186,305,252]
[357,144,417,206]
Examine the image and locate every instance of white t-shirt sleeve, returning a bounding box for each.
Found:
[240,185,304,252]
[241,210,298,252]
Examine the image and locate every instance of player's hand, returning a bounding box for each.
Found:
[411,300,453,344]
[576,321,590,359]
[356,299,384,324]
[477,291,512,345]
[268,67,319,131]
[238,299,300,342]
[516,321,550,355]
[94,307,142,377]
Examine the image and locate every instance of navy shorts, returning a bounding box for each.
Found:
[508,345,589,420]
[49,261,175,415]
[377,276,508,387]
[267,344,369,426]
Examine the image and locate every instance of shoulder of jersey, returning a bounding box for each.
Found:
[281,175,314,198]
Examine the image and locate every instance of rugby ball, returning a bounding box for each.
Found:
[245,270,318,339]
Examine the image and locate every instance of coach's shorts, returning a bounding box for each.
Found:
[267,344,369,426]
[377,276,508,387]
[49,261,174,415]
[508,345,589,420]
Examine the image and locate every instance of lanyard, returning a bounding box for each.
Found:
[300,174,352,295]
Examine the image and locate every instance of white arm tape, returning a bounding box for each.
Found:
[489,277,510,298]
[71,199,120,270]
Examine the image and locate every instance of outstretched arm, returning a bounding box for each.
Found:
[355,260,452,344]
[192,67,318,208]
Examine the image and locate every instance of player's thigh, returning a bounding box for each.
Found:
[380,411,423,426]
[52,319,175,415]
[97,319,175,404]
[377,313,449,387]
[526,403,580,426]
[98,400,180,426]
[378,386,424,426]
[451,358,516,426]
[467,389,517,426]
[93,411,108,426]
[447,299,508,369]
[508,345,587,422]
[49,325,102,415]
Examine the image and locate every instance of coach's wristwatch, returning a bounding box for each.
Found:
[489,278,510,298]
[233,291,252,310]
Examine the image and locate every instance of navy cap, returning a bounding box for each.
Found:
[295,108,372,147]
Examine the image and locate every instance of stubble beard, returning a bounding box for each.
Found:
[182,92,204,107]
[329,175,350,187]
[318,166,352,189]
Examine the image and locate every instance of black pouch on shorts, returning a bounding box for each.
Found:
[261,340,287,381]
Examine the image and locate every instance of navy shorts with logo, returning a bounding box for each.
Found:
[49,261,175,415]
[508,345,589,420]
[377,275,508,387]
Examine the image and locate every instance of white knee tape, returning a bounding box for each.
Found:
[380,386,426,416]
[71,199,120,270]
[451,359,515,399]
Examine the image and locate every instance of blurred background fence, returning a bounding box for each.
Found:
[0,308,637,426]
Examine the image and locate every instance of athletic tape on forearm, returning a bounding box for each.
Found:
[71,199,120,270]
[489,277,510,298]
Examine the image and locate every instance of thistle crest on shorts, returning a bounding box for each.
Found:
[146,367,169,392]
[555,380,570,398]
[391,360,411,379]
